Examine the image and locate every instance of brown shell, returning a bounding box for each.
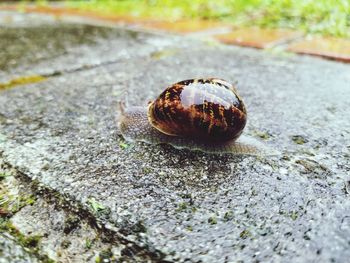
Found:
[147,78,247,142]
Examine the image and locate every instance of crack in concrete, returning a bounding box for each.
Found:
[0,59,124,91]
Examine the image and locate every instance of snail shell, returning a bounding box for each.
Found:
[148,78,247,142]
[119,78,269,155]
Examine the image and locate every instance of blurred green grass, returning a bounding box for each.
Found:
[55,0,350,38]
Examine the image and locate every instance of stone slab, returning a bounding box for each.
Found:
[214,27,303,49]
[288,36,350,63]
[141,20,230,34]
[1,11,350,263]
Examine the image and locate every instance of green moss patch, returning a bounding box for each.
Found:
[0,75,47,90]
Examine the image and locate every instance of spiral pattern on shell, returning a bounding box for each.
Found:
[147,78,247,142]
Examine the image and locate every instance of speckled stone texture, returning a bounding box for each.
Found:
[0,11,350,262]
[0,234,38,263]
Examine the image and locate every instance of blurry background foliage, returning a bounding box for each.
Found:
[26,0,350,38]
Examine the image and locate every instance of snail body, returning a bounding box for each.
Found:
[119,78,267,155]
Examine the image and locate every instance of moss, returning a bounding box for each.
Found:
[0,172,10,181]
[22,235,42,249]
[253,130,271,140]
[186,225,193,231]
[85,239,93,250]
[176,202,188,212]
[64,215,80,234]
[150,49,178,60]
[142,167,152,174]
[281,155,291,161]
[0,173,35,214]
[295,159,329,177]
[342,181,350,195]
[0,219,16,235]
[9,195,36,214]
[60,239,71,249]
[87,197,110,217]
[290,211,298,221]
[87,197,106,212]
[291,135,308,145]
[179,193,192,199]
[97,248,114,263]
[251,187,258,196]
[20,195,36,206]
[0,75,47,90]
[239,229,251,239]
[223,211,234,222]
[303,233,311,240]
[119,141,129,150]
[175,201,198,214]
[0,194,10,215]
[134,220,148,233]
[208,216,217,225]
[0,220,53,262]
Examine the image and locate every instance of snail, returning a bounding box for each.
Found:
[118,78,270,155]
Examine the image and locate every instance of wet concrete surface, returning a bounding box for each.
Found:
[0,11,350,262]
[0,11,185,83]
